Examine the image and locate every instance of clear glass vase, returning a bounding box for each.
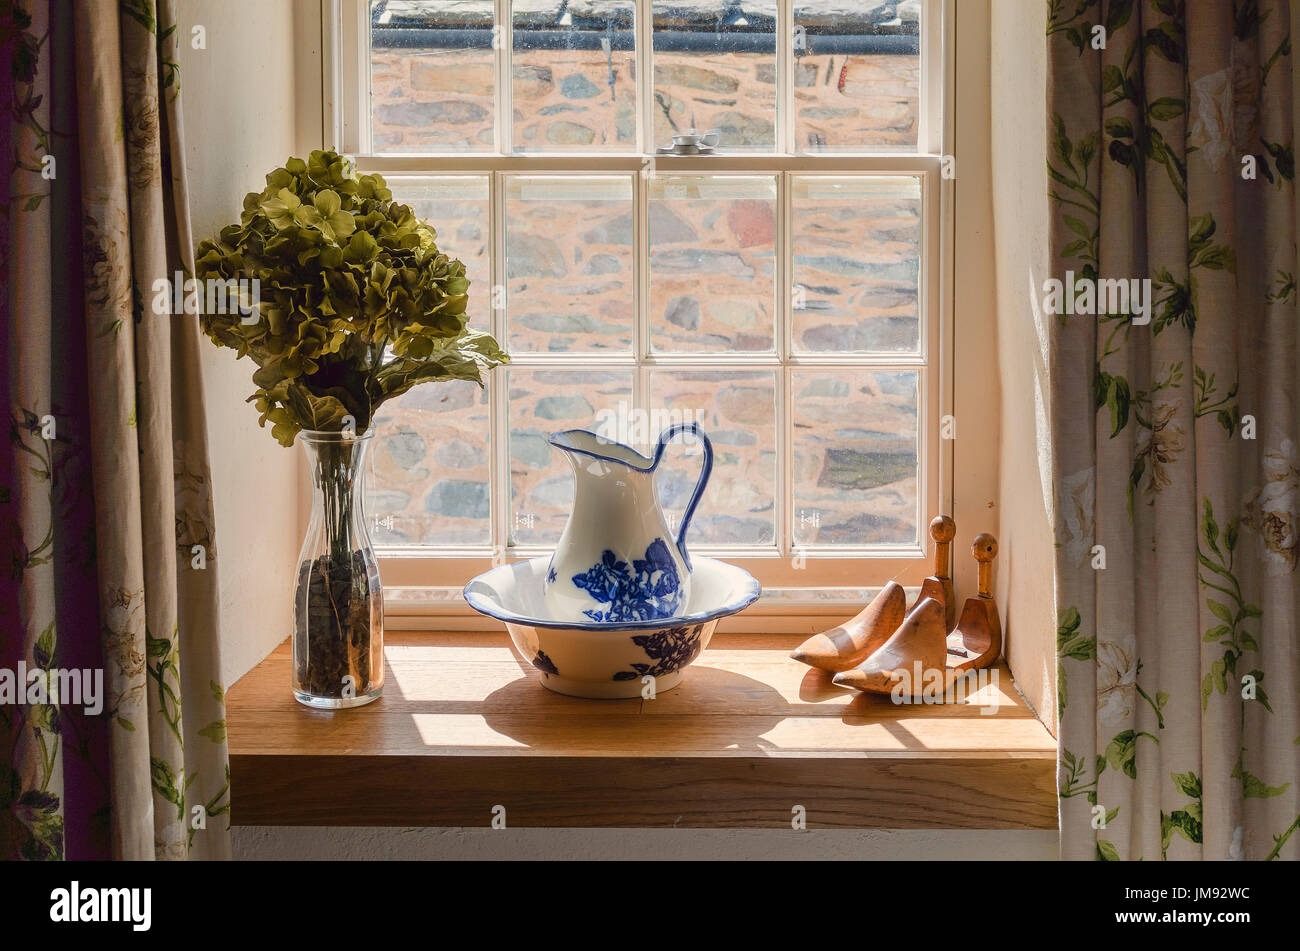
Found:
[293,430,383,709]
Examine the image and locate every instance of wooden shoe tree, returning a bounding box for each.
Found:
[946,533,1003,671]
[831,597,949,697]
[922,515,956,631]
[789,516,956,673]
[789,581,907,673]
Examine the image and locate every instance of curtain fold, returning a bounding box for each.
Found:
[1049,0,1300,860]
[3,0,229,860]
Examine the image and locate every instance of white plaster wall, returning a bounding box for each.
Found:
[176,0,303,689]
[990,0,1057,736]
[951,0,1001,607]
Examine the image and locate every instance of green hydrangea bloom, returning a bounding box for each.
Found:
[196,149,508,446]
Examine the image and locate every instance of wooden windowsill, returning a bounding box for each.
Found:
[227,631,1057,830]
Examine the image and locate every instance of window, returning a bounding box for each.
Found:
[333,0,950,602]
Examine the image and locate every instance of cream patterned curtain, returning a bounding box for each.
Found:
[1049,0,1299,859]
[3,0,229,859]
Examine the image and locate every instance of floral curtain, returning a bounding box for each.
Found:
[1049,0,1299,859]
[2,0,229,859]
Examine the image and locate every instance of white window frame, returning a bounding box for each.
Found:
[323,0,956,622]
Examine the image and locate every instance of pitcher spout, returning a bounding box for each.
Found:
[548,429,660,472]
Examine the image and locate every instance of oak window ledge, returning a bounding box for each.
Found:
[226,630,1057,830]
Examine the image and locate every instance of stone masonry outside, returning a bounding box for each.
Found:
[363,18,923,554]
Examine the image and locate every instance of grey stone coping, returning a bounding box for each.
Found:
[374,0,920,34]
[653,1,734,29]
[563,1,635,27]
[793,1,921,33]
[379,1,491,28]
[379,1,567,28]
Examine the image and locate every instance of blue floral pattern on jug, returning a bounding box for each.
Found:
[612,624,704,681]
[571,537,682,622]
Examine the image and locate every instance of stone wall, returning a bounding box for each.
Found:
[364,46,922,552]
[371,47,919,152]
[366,182,921,551]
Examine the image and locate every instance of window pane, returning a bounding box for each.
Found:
[792,0,921,152]
[652,2,775,152]
[792,176,921,354]
[513,1,636,152]
[368,379,492,546]
[367,175,494,548]
[370,1,497,152]
[505,175,634,353]
[508,368,635,546]
[792,369,919,548]
[649,175,776,353]
[388,176,491,329]
[649,370,777,547]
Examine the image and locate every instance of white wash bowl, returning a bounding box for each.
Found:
[464,555,761,699]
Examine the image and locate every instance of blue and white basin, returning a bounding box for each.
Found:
[464,555,761,699]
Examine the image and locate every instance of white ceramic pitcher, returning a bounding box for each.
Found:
[543,423,714,624]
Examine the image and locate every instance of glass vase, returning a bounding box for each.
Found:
[293,430,383,709]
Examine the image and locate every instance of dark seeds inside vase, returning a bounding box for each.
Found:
[295,551,375,698]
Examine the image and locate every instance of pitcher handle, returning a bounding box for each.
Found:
[653,423,713,571]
